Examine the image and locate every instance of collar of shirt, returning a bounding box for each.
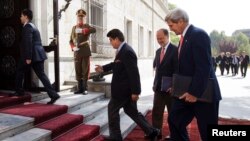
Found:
[116,41,125,54]
[181,24,191,37]
[23,21,28,27]
[162,42,170,54]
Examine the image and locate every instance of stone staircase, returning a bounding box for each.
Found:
[0,90,151,141]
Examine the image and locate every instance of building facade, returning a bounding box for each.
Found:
[0,0,169,89]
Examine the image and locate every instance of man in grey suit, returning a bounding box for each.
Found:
[95,29,159,141]
[13,9,60,104]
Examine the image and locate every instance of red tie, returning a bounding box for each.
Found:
[160,47,165,63]
[178,35,184,58]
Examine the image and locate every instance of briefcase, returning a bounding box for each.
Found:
[172,74,213,103]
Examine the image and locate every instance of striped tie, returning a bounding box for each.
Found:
[160,47,165,63]
[178,35,184,58]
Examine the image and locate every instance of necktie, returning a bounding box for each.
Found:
[178,35,184,58]
[160,47,165,63]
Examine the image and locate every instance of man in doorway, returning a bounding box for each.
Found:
[69,9,96,94]
[95,29,160,141]
[13,9,60,104]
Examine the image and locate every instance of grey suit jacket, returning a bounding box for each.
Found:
[20,22,47,62]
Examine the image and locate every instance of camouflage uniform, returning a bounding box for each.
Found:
[69,9,96,94]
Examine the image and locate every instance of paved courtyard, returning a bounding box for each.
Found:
[139,69,250,120]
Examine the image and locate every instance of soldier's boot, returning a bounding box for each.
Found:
[82,80,88,95]
[74,80,83,94]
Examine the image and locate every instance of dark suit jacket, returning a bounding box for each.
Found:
[178,25,221,102]
[242,55,250,66]
[153,43,178,92]
[103,43,141,100]
[20,22,47,62]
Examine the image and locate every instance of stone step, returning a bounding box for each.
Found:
[37,92,105,113]
[2,128,51,141]
[71,99,109,122]
[101,103,151,139]
[63,80,77,86]
[2,98,108,141]
[0,114,34,140]
[85,106,127,133]
[0,92,105,140]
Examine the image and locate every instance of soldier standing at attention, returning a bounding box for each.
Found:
[69,9,96,94]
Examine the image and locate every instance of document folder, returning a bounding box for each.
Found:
[161,76,172,92]
[172,74,213,103]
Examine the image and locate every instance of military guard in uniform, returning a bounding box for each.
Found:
[69,9,96,94]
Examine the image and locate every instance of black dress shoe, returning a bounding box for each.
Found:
[74,90,83,94]
[47,96,60,104]
[82,90,88,95]
[103,136,121,141]
[144,134,162,139]
[149,128,160,141]
[164,135,171,141]
[11,92,25,97]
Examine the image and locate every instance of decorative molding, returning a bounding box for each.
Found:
[58,0,72,19]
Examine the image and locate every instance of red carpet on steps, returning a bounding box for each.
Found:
[37,114,84,138]
[92,135,105,141]
[54,124,100,141]
[0,103,68,124]
[124,110,250,141]
[0,92,31,109]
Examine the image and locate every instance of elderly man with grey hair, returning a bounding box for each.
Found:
[165,8,222,141]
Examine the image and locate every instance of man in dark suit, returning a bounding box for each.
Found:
[239,51,249,77]
[13,9,60,104]
[150,29,177,140]
[216,52,226,75]
[165,8,222,141]
[212,56,217,72]
[95,29,159,141]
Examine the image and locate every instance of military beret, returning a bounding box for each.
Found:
[76,9,86,16]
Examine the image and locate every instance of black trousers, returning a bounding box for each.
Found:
[15,60,59,99]
[219,64,225,75]
[152,91,172,133]
[240,64,248,77]
[108,98,154,140]
[168,99,219,141]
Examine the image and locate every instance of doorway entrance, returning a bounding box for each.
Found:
[0,0,60,92]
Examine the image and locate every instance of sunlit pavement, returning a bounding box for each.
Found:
[139,69,250,120]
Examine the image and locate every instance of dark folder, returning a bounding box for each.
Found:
[172,74,213,103]
[161,76,172,92]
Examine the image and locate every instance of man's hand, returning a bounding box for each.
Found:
[166,87,172,94]
[82,28,89,35]
[95,65,103,73]
[131,94,139,101]
[72,47,79,51]
[179,92,197,103]
[26,59,31,64]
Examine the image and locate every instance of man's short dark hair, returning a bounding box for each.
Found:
[160,28,169,36]
[22,9,33,21]
[107,29,125,42]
